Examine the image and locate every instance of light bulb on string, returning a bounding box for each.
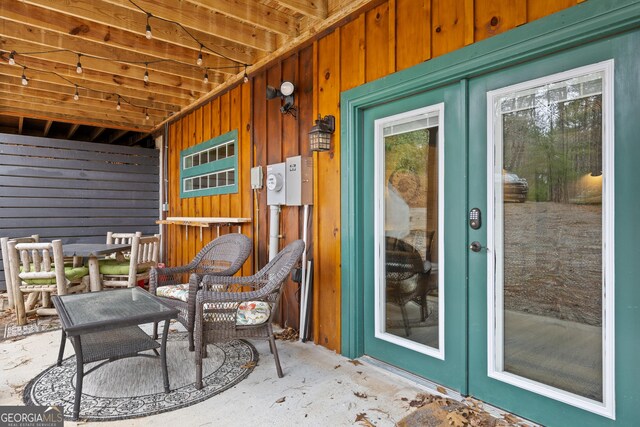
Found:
[21,67,28,86]
[76,54,83,74]
[196,45,203,66]
[145,109,150,120]
[203,71,209,84]
[73,85,79,101]
[143,63,149,82]
[145,14,152,39]
[116,96,121,111]
[8,51,15,65]
[243,65,249,83]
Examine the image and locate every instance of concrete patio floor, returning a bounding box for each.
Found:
[0,323,529,426]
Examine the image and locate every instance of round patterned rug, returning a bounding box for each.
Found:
[23,333,257,421]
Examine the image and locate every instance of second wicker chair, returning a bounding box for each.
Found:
[149,233,252,350]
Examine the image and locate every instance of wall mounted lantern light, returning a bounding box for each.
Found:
[266,81,296,116]
[309,114,335,152]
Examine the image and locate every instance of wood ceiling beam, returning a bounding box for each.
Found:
[18,116,24,134]
[66,123,80,139]
[0,11,240,76]
[0,74,182,114]
[1,36,223,90]
[0,63,196,108]
[0,92,165,124]
[188,0,297,36]
[89,126,106,141]
[0,105,154,132]
[21,0,277,53]
[107,129,129,144]
[43,120,53,137]
[276,0,328,19]
[0,83,169,117]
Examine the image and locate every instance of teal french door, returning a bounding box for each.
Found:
[361,83,468,392]
[343,3,640,426]
[467,29,640,426]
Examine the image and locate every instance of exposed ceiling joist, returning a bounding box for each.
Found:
[67,123,80,139]
[89,126,106,141]
[43,120,52,137]
[275,0,328,19]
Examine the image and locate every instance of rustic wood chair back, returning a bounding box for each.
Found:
[7,239,88,325]
[1,234,39,309]
[102,234,160,288]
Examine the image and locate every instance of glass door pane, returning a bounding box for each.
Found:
[488,63,613,407]
[375,105,443,356]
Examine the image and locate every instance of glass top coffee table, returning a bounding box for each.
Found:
[52,288,179,420]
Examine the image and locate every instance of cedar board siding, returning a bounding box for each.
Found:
[165,0,580,352]
[0,133,159,291]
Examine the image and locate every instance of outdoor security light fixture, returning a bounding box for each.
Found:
[266,81,296,116]
[309,114,335,152]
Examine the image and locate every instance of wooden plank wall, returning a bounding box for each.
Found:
[165,0,580,353]
[165,84,254,278]
[0,133,159,291]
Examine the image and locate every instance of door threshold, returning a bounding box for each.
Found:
[359,356,539,427]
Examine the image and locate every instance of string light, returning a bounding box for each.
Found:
[76,54,83,74]
[196,45,203,66]
[145,13,152,40]
[21,67,28,86]
[203,71,209,84]
[8,51,15,65]
[243,65,249,83]
[73,85,79,101]
[145,109,150,120]
[143,63,149,82]
[116,96,121,111]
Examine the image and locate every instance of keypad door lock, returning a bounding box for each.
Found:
[469,207,482,230]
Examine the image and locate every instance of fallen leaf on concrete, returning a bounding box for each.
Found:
[447,411,468,427]
[502,413,521,424]
[401,397,409,401]
[353,391,368,399]
[241,361,256,369]
[274,327,299,341]
[437,385,448,395]
[275,397,286,404]
[355,413,375,426]
[348,359,363,366]
[334,365,341,369]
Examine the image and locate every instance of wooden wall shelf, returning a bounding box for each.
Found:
[156,217,251,240]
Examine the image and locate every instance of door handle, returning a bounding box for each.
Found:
[469,241,485,252]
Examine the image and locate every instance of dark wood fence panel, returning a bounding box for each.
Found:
[0,133,159,291]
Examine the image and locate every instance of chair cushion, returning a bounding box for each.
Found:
[156,284,189,301]
[98,259,150,275]
[20,265,89,285]
[203,301,272,326]
[157,284,271,325]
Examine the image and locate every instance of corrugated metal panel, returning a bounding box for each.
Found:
[0,133,159,291]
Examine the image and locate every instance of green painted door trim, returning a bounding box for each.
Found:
[341,0,640,359]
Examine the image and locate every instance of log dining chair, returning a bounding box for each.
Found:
[105,231,142,261]
[194,239,304,388]
[149,233,252,351]
[101,234,160,289]
[7,240,89,326]
[1,234,39,310]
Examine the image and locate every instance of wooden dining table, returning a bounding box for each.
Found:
[62,243,132,292]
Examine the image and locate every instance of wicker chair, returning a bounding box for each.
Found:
[7,240,89,325]
[194,239,304,389]
[385,236,433,336]
[1,234,39,309]
[149,233,252,351]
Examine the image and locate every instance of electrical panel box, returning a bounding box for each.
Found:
[266,162,286,205]
[285,156,313,206]
[250,166,263,189]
